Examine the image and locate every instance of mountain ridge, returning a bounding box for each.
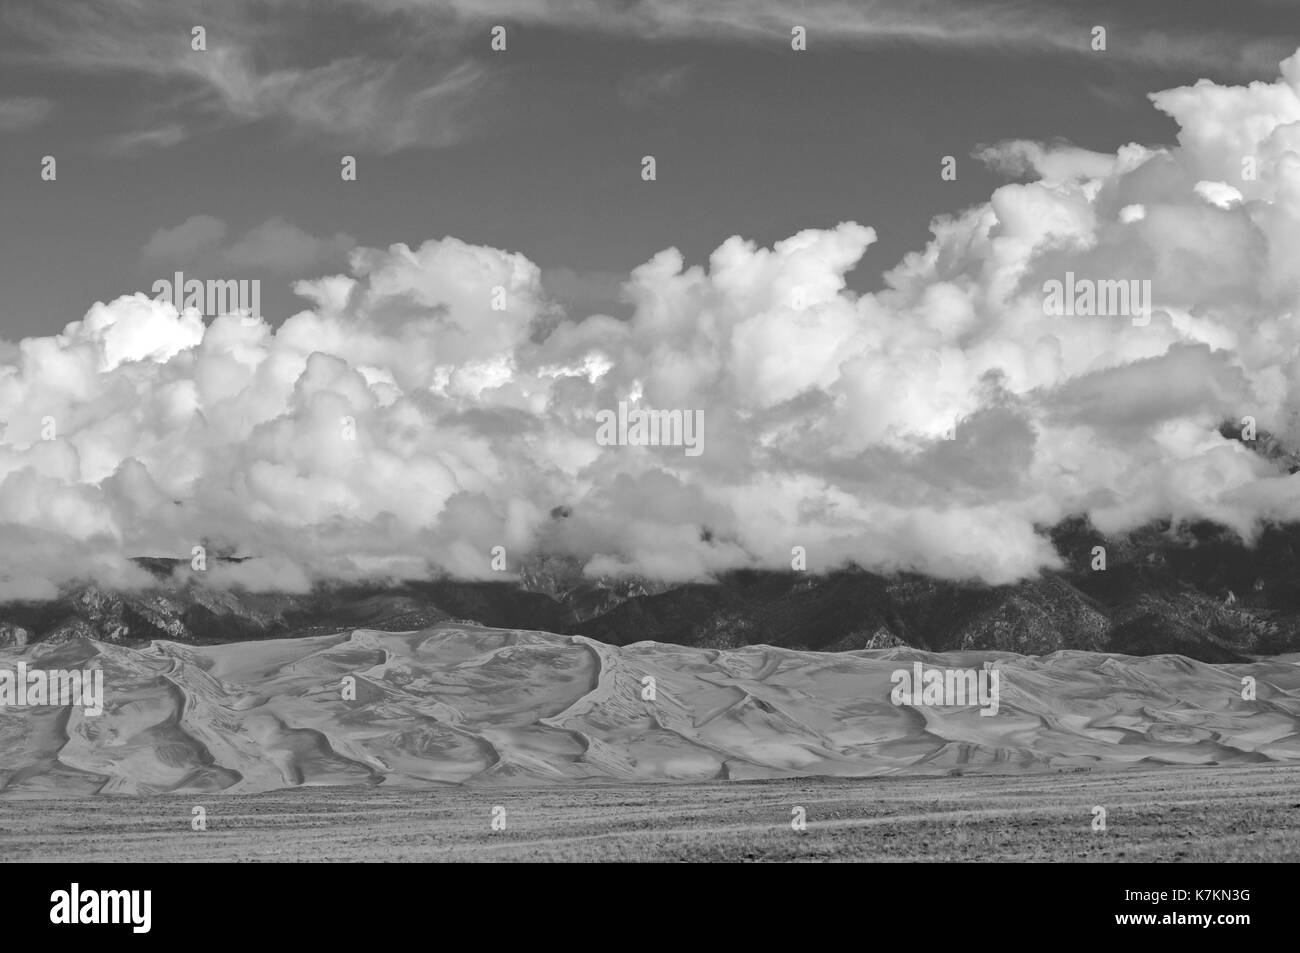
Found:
[5,517,1300,660]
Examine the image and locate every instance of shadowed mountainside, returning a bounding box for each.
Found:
[5,519,1300,661]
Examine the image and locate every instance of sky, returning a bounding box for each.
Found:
[2,0,1300,598]
[4,0,1298,337]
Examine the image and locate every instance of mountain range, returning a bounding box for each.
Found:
[5,516,1300,661]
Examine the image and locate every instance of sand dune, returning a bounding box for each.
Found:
[2,625,1300,795]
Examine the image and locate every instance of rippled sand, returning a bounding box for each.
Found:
[3,624,1300,795]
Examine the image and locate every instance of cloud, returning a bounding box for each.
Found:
[3,0,1292,158]
[6,49,1300,598]
[104,124,186,155]
[0,96,54,131]
[974,140,1116,186]
[618,66,694,108]
[181,51,491,152]
[141,216,357,278]
[1194,180,1246,209]
[539,267,632,320]
[141,216,230,266]
[411,0,1294,75]
[2,1,497,152]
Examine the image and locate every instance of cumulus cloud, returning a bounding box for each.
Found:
[5,51,1300,599]
[974,140,1115,186]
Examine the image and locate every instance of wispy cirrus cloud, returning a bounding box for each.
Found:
[0,95,54,131]
[617,65,694,108]
[0,0,499,153]
[104,123,186,155]
[1,0,1294,156]
[413,0,1296,74]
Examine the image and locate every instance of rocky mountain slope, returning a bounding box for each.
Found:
[4,519,1300,661]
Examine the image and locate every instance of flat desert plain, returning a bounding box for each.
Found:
[3,764,1298,861]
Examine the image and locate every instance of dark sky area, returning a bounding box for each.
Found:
[1,0,1297,339]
